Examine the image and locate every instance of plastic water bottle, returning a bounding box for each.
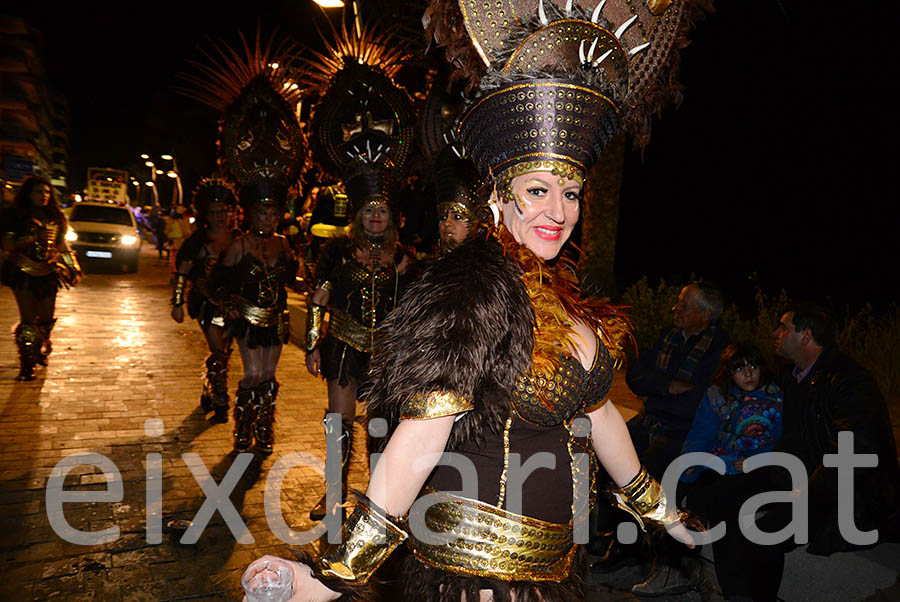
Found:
[241,559,294,602]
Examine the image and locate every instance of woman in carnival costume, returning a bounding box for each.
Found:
[300,21,417,521]
[180,30,307,454]
[1,176,81,381]
[246,0,708,598]
[170,178,240,422]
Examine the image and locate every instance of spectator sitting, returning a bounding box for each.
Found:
[678,342,783,601]
[592,281,729,595]
[680,341,783,484]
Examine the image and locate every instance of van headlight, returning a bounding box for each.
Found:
[65,229,78,242]
[121,235,138,246]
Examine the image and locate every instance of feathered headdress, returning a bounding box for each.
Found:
[177,27,307,213]
[426,0,711,191]
[299,17,416,219]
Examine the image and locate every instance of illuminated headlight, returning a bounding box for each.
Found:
[121,235,138,246]
[65,229,78,242]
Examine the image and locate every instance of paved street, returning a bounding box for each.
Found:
[0,246,723,601]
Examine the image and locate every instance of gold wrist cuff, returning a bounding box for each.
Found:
[172,273,187,307]
[608,465,682,531]
[319,498,407,584]
[305,302,326,351]
[60,251,81,274]
[399,390,474,420]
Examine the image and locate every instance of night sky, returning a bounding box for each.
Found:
[11,1,900,308]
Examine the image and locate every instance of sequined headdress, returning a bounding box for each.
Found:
[300,18,416,219]
[191,177,236,225]
[177,28,307,214]
[426,0,709,197]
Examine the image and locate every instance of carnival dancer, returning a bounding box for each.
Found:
[433,146,486,255]
[170,179,240,422]
[179,29,307,454]
[245,0,708,598]
[216,173,299,454]
[299,19,417,521]
[1,176,81,381]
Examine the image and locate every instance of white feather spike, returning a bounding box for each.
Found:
[366,140,372,157]
[579,39,587,64]
[591,0,606,23]
[565,0,574,15]
[628,42,651,56]
[588,37,599,61]
[614,14,638,39]
[538,0,548,25]
[592,48,614,67]
[452,146,463,158]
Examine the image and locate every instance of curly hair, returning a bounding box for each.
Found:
[13,176,65,224]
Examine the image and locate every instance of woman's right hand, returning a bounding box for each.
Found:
[171,305,184,323]
[241,555,339,602]
[305,348,322,377]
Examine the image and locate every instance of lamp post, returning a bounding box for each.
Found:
[130,179,141,206]
[144,160,159,206]
[166,171,182,207]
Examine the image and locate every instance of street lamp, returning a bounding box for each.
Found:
[313,0,344,6]
[131,180,141,206]
[143,160,159,206]
[166,170,182,208]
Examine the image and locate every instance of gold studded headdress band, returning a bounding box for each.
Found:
[434,145,488,222]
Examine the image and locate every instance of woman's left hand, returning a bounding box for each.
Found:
[667,513,706,548]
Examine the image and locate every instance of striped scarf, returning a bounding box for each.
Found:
[656,324,718,383]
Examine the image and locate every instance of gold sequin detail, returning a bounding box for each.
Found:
[409,490,577,582]
[399,390,474,421]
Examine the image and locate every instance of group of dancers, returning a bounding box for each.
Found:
[4,0,712,598]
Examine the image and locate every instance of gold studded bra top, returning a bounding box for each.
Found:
[408,490,578,582]
[512,341,614,427]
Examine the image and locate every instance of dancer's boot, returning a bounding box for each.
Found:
[252,379,278,455]
[309,416,352,521]
[14,323,42,381]
[233,385,256,452]
[205,350,231,422]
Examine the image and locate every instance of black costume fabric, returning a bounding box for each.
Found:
[315,237,411,386]
[0,208,67,300]
[366,236,616,600]
[177,228,241,329]
[214,246,298,348]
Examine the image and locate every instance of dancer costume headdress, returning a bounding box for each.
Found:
[300,18,416,222]
[178,28,307,218]
[191,178,237,224]
[425,0,709,206]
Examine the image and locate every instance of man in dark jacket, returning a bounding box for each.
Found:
[700,305,900,601]
[599,282,728,596]
[772,305,900,554]
[625,281,730,479]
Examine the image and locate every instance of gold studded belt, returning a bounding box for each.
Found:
[328,308,376,353]
[233,297,289,333]
[408,491,577,582]
[10,253,57,277]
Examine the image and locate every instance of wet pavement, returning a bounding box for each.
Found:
[0,246,728,601]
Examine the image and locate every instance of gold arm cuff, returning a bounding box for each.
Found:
[305,302,326,351]
[408,491,577,581]
[171,273,187,307]
[399,391,474,420]
[60,250,81,274]
[608,465,682,531]
[319,498,407,584]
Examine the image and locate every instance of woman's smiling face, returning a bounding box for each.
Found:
[500,171,581,260]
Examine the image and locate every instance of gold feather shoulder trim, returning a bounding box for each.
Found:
[490,226,634,376]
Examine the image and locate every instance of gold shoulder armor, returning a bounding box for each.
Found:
[399,390,473,420]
